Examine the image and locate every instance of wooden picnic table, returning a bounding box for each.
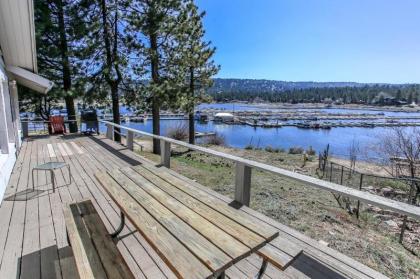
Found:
[95,165,279,279]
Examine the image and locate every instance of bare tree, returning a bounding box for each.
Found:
[379,127,420,205]
[378,127,420,244]
[349,138,360,176]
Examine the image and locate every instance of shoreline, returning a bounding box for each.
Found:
[207,102,420,113]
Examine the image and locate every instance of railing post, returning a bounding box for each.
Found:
[22,121,28,138]
[160,140,171,168]
[356,173,363,219]
[127,131,134,151]
[106,123,114,140]
[329,162,333,182]
[234,162,252,206]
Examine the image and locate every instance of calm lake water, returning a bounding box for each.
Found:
[100,103,420,160]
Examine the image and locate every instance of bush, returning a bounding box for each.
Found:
[306,146,316,156]
[205,133,226,146]
[245,144,254,150]
[289,146,304,154]
[167,123,188,140]
[265,145,274,152]
[264,146,282,153]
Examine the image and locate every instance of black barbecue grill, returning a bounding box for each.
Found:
[80,108,99,134]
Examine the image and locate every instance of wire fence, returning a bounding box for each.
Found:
[318,157,420,242]
[320,159,419,205]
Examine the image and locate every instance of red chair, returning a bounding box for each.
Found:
[49,116,66,134]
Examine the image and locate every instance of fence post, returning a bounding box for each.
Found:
[22,121,28,138]
[329,162,333,182]
[356,173,364,219]
[340,166,344,185]
[126,131,134,151]
[399,180,415,243]
[318,153,322,170]
[234,162,252,206]
[160,140,171,168]
[106,124,114,140]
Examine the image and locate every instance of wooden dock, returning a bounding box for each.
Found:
[0,134,388,278]
[232,119,420,128]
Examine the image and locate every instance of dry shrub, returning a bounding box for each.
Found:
[205,133,226,146]
[167,123,188,140]
[289,146,304,154]
[306,146,316,156]
[265,146,283,153]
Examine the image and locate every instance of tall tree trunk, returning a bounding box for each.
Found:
[57,0,77,133]
[100,0,121,142]
[111,83,121,142]
[64,96,77,132]
[150,33,160,154]
[152,101,160,153]
[188,113,194,144]
[188,67,195,144]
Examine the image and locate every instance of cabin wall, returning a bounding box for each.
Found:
[0,57,17,202]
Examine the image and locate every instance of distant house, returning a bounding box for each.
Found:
[322,98,333,104]
[0,0,53,200]
[371,91,404,106]
[333,98,344,105]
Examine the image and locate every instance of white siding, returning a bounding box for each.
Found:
[0,60,16,202]
[0,143,16,202]
[0,62,10,152]
[0,0,37,72]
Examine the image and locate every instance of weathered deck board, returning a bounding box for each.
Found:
[0,140,34,279]
[19,141,41,279]
[0,135,389,279]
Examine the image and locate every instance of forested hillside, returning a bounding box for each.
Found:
[208,78,420,104]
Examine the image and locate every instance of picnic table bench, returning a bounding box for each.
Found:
[63,200,135,279]
[93,165,285,279]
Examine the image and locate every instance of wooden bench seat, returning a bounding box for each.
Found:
[63,200,135,279]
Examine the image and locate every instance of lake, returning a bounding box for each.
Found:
[99,103,420,160]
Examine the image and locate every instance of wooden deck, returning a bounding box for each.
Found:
[0,134,388,279]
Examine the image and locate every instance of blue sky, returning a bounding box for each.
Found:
[196,0,420,83]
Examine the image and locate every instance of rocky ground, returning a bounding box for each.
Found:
[134,139,420,279]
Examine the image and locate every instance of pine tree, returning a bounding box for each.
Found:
[396,89,402,101]
[128,0,187,153]
[35,0,87,132]
[81,0,133,142]
[176,1,219,144]
[408,91,414,104]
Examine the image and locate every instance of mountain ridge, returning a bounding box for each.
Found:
[208,78,415,94]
